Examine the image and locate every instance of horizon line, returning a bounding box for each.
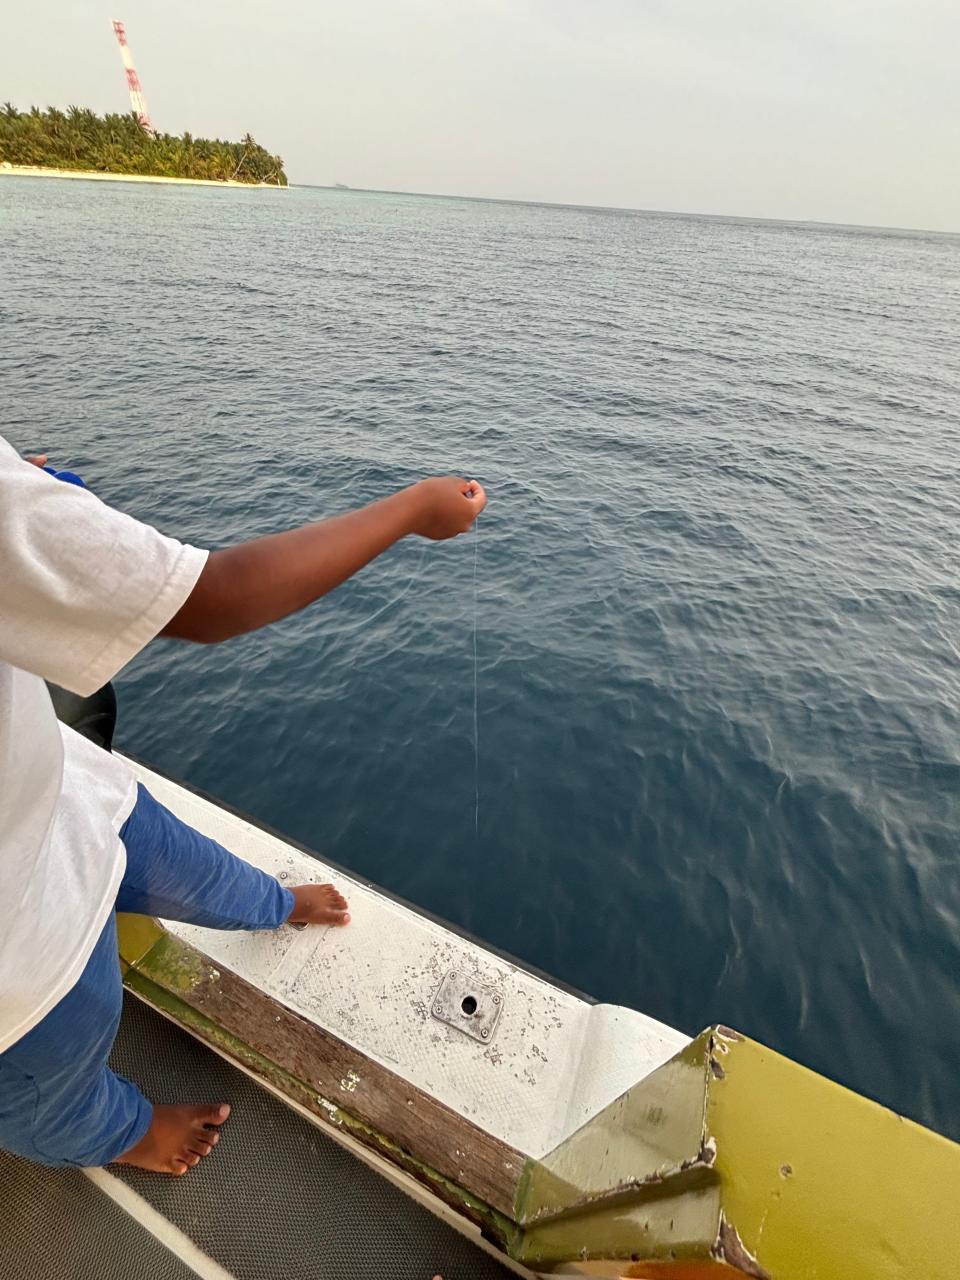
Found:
[293,182,959,239]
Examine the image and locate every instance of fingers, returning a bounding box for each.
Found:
[411,475,486,539]
[464,480,487,514]
[25,454,49,468]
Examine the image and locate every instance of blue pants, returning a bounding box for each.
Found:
[0,784,295,1168]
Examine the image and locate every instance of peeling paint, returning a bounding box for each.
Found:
[521,1151,719,1227]
[714,1218,771,1279]
[715,1025,744,1044]
[139,934,210,993]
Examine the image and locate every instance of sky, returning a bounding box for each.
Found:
[3,1,959,231]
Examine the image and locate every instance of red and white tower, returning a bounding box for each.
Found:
[111,19,156,137]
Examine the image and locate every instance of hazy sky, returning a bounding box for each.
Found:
[4,1,959,230]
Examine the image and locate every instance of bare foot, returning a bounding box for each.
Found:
[288,883,351,927]
[115,1104,230,1175]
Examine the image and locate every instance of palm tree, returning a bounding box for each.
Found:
[0,103,288,183]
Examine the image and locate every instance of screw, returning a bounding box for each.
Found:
[492,995,501,1004]
[434,1006,443,1015]
[279,872,288,880]
[481,1029,489,1039]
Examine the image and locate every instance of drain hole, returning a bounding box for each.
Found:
[461,995,478,1017]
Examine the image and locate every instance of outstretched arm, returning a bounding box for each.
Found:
[161,476,486,644]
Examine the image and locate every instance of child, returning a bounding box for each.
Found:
[0,435,485,1174]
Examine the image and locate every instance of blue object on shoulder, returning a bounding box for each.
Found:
[42,465,86,488]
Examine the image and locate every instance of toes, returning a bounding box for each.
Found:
[200,1104,230,1126]
[289,886,351,926]
[172,1158,189,1175]
[320,885,348,909]
[192,1123,221,1146]
[187,1139,213,1157]
[182,1152,201,1168]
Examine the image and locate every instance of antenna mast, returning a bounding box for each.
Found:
[111,19,156,137]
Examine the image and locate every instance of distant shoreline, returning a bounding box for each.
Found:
[0,164,284,190]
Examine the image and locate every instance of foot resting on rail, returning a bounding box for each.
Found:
[288,883,351,926]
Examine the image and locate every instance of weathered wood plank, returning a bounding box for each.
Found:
[130,932,527,1222]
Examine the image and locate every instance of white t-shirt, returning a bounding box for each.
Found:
[0,436,207,1053]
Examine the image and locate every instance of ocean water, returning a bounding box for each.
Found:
[2,177,959,1140]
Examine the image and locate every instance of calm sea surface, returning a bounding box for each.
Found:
[2,177,959,1138]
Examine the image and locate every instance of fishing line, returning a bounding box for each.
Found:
[472,515,480,838]
[331,509,481,839]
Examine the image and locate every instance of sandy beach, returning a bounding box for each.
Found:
[0,164,284,189]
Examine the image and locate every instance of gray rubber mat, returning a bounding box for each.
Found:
[108,994,516,1280]
[0,1147,197,1280]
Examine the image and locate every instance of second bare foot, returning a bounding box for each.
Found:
[114,1103,230,1175]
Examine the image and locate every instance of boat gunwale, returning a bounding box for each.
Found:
[120,751,599,1006]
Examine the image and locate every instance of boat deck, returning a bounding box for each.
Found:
[125,756,687,1164]
[0,994,518,1280]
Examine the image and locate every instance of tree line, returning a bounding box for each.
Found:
[0,104,288,185]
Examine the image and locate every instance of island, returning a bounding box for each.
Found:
[0,104,288,187]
